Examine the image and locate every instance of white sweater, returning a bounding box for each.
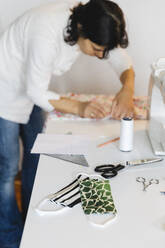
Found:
[0,1,132,124]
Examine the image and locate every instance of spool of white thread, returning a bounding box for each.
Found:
[119,117,134,152]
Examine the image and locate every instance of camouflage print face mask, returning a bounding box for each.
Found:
[79,178,117,215]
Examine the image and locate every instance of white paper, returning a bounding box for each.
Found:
[31,134,99,155]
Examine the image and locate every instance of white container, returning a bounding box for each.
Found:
[119,117,134,152]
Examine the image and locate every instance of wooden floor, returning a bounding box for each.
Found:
[15,174,22,212]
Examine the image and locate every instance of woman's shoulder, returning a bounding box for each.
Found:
[20,1,75,42]
[25,2,70,26]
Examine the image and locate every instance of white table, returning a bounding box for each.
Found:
[20,120,165,248]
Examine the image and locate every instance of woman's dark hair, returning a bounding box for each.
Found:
[64,0,128,58]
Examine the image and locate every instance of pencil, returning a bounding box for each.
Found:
[97,137,120,148]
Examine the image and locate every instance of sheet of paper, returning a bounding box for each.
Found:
[31,134,99,155]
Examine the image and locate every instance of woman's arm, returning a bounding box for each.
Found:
[49,97,107,119]
[120,66,135,94]
[107,48,135,119]
[111,67,135,119]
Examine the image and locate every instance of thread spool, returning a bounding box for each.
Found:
[119,117,134,152]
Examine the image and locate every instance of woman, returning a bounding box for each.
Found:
[0,0,134,247]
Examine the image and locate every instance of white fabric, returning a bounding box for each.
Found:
[0,1,132,124]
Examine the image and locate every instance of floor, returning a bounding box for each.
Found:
[15,173,22,211]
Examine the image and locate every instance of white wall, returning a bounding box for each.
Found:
[0,0,165,96]
[119,0,165,96]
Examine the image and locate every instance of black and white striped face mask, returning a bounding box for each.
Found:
[49,174,87,208]
[35,173,117,226]
[35,174,87,215]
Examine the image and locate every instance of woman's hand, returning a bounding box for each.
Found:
[111,88,134,119]
[79,101,107,119]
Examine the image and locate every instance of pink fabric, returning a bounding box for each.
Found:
[48,93,149,121]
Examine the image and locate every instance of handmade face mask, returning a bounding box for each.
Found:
[35,175,83,215]
[35,173,117,226]
[79,178,116,215]
[78,177,117,226]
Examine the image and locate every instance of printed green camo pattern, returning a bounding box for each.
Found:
[79,179,117,215]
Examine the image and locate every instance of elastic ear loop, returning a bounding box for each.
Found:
[34,194,68,216]
[87,210,117,227]
[76,172,105,182]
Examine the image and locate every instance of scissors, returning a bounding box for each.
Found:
[136,177,159,191]
[94,158,163,179]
